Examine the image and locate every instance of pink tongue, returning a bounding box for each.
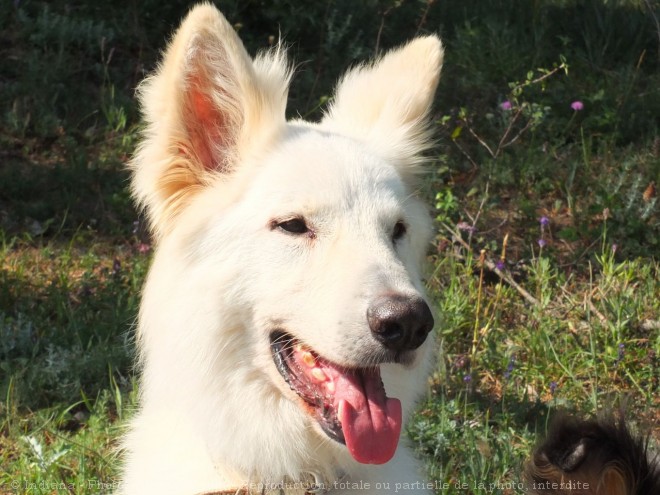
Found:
[334,369,402,464]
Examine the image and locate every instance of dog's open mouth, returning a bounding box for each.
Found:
[270,331,402,465]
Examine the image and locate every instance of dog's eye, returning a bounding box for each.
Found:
[277,218,310,235]
[392,221,407,242]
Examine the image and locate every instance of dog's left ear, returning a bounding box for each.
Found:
[130,4,290,239]
[322,37,443,183]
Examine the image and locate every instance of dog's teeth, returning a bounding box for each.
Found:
[325,380,335,393]
[311,368,327,382]
[302,351,317,367]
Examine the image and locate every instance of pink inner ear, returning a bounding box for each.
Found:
[182,75,229,172]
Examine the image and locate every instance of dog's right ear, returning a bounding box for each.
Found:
[322,36,443,186]
[131,3,290,239]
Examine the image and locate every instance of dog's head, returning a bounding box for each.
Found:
[131,4,443,468]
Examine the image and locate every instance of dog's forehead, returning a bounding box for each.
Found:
[251,127,407,208]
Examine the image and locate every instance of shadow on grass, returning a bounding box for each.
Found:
[0,154,136,241]
[0,237,146,410]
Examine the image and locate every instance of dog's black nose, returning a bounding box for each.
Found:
[367,294,434,352]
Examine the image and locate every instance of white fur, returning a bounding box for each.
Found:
[122,4,443,494]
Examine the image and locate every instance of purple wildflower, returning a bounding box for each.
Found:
[503,356,516,380]
[137,243,151,254]
[500,100,512,111]
[495,260,506,271]
[549,381,558,395]
[539,216,550,227]
[456,221,477,234]
[463,374,472,383]
[570,101,584,111]
[538,238,547,248]
[617,343,625,364]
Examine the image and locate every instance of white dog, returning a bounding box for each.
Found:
[121,4,443,494]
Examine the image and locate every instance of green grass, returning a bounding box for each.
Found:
[1,1,658,494]
[410,233,658,493]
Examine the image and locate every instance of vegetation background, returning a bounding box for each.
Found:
[1,0,658,493]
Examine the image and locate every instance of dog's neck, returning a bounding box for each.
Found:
[197,488,318,495]
[199,470,336,495]
[199,492,316,495]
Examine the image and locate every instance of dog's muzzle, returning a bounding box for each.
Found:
[268,293,433,467]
